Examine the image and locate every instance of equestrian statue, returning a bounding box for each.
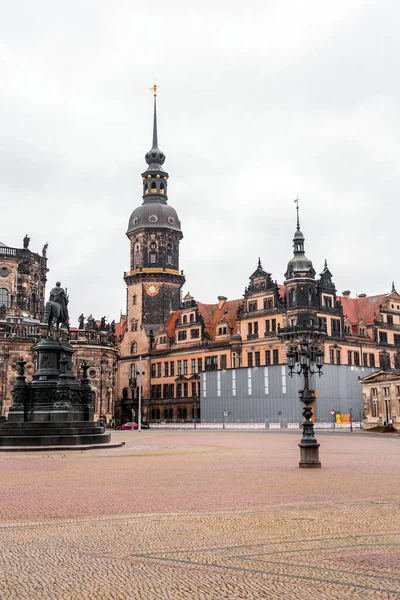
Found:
[44,282,70,338]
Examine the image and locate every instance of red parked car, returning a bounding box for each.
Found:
[118,422,138,430]
[117,422,150,430]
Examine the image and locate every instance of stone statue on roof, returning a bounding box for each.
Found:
[23,234,30,249]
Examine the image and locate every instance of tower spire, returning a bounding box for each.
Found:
[294,197,300,231]
[150,84,159,150]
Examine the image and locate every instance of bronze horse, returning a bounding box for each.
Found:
[44,301,70,338]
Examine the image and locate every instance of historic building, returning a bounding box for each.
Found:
[0,237,120,422]
[115,93,400,425]
[360,370,400,430]
[3,93,400,427]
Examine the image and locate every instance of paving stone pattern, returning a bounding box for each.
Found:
[0,431,399,599]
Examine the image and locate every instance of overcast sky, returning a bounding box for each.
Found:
[1,0,399,326]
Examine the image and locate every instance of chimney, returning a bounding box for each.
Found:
[218,296,227,310]
[342,290,351,299]
[358,293,367,298]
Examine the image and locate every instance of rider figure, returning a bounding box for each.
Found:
[49,282,69,325]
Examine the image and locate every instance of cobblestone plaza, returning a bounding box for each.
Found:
[0,431,399,599]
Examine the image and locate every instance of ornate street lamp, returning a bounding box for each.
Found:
[280,323,326,468]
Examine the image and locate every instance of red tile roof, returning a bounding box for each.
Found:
[196,299,240,338]
[339,294,388,326]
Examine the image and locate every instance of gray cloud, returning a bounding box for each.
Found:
[1,0,399,326]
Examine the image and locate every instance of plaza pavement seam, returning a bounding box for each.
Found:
[0,497,397,530]
[123,554,400,596]
[243,557,400,584]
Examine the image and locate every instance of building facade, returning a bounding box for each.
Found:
[0,238,119,422]
[360,370,400,430]
[115,96,400,425]
[3,97,400,426]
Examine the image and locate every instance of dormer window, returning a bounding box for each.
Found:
[218,326,227,335]
[248,301,257,312]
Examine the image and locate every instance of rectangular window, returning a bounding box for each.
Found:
[183,382,188,397]
[183,360,188,375]
[177,383,182,397]
[248,301,257,312]
[271,319,276,332]
[265,320,270,333]
[336,350,341,365]
[348,351,352,365]
[190,328,200,339]
[353,352,360,366]
[331,319,341,337]
[273,349,279,364]
[177,360,182,376]
[232,370,236,396]
[157,362,162,377]
[220,354,227,370]
[265,350,271,366]
[387,314,393,325]
[324,296,333,308]
[247,352,253,367]
[164,362,169,377]
[369,354,375,368]
[383,386,389,396]
[205,356,218,371]
[178,330,187,341]
[363,353,368,367]
[329,349,334,364]
[394,334,400,346]
[170,361,175,376]
[254,322,259,335]
[197,358,203,373]
[248,323,253,335]
[379,331,388,344]
[151,364,156,378]
[255,351,261,367]
[319,317,327,332]
[191,358,197,374]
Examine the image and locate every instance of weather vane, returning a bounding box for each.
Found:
[150,84,159,97]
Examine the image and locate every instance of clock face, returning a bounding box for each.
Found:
[145,283,159,297]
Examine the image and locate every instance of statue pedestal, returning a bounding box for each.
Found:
[1,336,120,449]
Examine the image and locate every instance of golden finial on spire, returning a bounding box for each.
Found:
[150,84,159,97]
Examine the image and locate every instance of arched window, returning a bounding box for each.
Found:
[308,289,313,305]
[131,342,137,354]
[183,315,187,324]
[190,313,194,323]
[0,288,8,308]
[135,245,141,268]
[167,243,173,265]
[290,289,296,307]
[122,387,128,400]
[160,182,164,194]
[151,180,157,193]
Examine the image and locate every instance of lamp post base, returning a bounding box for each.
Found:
[298,442,321,468]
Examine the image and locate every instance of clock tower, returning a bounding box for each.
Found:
[122,88,185,361]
